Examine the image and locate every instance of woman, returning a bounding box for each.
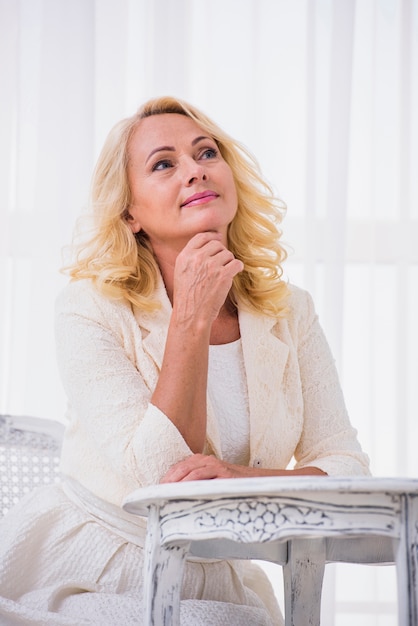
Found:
[0,96,370,625]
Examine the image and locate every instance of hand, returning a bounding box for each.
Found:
[172,232,244,325]
[160,454,329,483]
[160,453,255,483]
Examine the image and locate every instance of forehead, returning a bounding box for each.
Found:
[129,113,208,159]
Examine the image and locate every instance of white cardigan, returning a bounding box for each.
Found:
[55,278,370,507]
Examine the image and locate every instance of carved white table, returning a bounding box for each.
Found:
[123,476,418,625]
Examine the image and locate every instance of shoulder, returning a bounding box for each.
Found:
[286,283,315,315]
[238,283,318,347]
[55,279,133,324]
[281,285,321,347]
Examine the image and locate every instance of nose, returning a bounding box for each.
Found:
[183,157,208,185]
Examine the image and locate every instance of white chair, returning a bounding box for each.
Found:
[0,414,64,517]
[123,476,418,626]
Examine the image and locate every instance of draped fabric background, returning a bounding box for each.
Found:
[1,0,417,622]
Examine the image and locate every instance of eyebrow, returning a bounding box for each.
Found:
[145,136,212,164]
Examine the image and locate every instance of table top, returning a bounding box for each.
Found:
[123,475,418,517]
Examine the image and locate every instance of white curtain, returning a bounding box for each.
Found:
[1,0,417,622]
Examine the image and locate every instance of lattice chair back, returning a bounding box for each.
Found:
[0,414,65,517]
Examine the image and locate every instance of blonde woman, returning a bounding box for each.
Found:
[0,97,370,625]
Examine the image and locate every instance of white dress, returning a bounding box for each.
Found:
[0,278,370,624]
[0,340,282,626]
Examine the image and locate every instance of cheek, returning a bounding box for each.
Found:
[224,167,238,203]
[232,182,238,205]
[228,177,238,211]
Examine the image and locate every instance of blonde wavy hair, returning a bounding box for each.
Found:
[65,96,289,316]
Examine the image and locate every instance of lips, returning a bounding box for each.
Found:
[181,191,219,208]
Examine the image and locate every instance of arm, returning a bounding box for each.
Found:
[150,232,243,453]
[161,288,370,483]
[160,454,326,483]
[292,289,370,476]
[56,233,243,491]
[55,284,194,490]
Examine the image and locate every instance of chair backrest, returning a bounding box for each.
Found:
[0,414,65,517]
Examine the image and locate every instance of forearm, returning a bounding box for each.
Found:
[295,290,370,476]
[151,314,211,453]
[151,233,244,453]
[258,466,327,477]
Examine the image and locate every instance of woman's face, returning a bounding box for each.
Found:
[126,113,238,257]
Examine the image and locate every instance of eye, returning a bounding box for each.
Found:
[200,147,218,160]
[152,159,173,171]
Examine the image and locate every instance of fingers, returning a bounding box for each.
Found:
[203,246,243,277]
[181,234,238,264]
[176,234,243,283]
[185,231,223,249]
[160,454,234,483]
[172,234,243,323]
[182,233,243,272]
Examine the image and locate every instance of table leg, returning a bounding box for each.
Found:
[283,537,326,626]
[143,507,189,626]
[397,494,418,626]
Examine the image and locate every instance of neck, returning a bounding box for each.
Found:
[151,245,178,304]
[210,298,240,344]
[157,261,175,304]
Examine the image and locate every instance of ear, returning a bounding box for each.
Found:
[124,208,142,234]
